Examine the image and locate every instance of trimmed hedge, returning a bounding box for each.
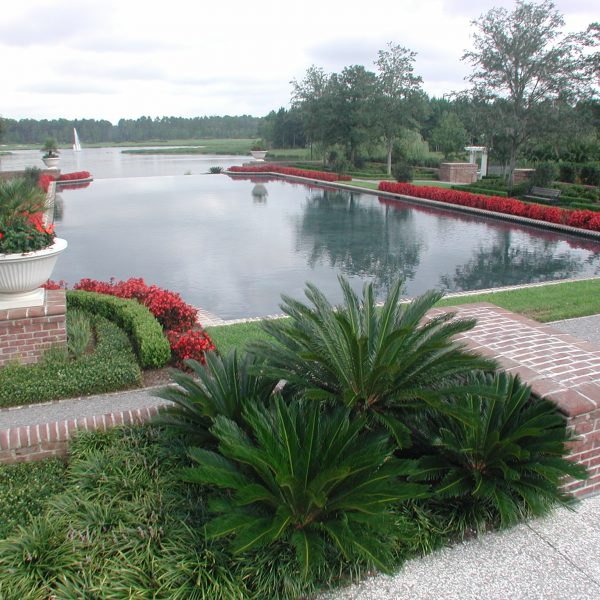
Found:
[452,185,509,197]
[67,290,171,369]
[0,314,141,407]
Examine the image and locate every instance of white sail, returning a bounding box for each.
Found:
[73,128,82,152]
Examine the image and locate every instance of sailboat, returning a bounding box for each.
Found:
[73,128,82,152]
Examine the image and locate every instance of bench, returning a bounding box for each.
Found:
[524,186,561,204]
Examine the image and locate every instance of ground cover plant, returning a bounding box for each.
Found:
[0,277,587,598]
[0,311,141,407]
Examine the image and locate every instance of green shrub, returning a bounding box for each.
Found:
[183,396,428,577]
[0,315,141,407]
[153,350,278,443]
[558,162,577,183]
[66,308,92,359]
[392,162,414,183]
[554,182,600,201]
[452,185,509,197]
[532,162,558,187]
[250,277,495,444]
[67,290,171,369]
[409,372,587,528]
[209,166,223,174]
[0,460,67,538]
[580,163,600,186]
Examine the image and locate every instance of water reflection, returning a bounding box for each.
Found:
[50,176,600,318]
[296,189,423,295]
[251,183,268,203]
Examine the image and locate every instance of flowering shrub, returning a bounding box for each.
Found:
[229,164,352,182]
[38,174,56,192]
[74,278,197,332]
[58,171,91,181]
[167,329,215,367]
[71,277,214,366]
[0,177,56,254]
[378,182,600,233]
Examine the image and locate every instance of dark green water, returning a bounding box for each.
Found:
[52,174,600,319]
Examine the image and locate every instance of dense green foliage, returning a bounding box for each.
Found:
[0,275,588,597]
[0,460,67,539]
[65,308,92,359]
[410,372,585,528]
[67,290,171,369]
[0,427,425,599]
[392,162,414,182]
[2,115,261,144]
[184,397,427,577]
[250,278,495,427]
[153,350,278,443]
[0,314,141,407]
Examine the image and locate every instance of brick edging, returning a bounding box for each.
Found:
[0,404,163,464]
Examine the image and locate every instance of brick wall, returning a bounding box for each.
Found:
[561,399,600,498]
[439,162,478,184]
[0,289,67,367]
[0,406,161,464]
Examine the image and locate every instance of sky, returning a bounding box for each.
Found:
[1,0,597,123]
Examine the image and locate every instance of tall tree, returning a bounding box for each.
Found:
[431,111,468,158]
[462,0,595,183]
[374,42,426,175]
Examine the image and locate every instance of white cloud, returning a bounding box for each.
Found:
[1,0,597,122]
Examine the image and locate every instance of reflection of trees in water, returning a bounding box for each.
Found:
[295,190,424,294]
[440,230,590,291]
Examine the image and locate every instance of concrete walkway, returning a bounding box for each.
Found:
[318,495,600,600]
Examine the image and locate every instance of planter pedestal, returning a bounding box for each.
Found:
[0,289,67,367]
[0,238,68,310]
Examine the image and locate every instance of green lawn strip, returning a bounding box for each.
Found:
[122,138,255,155]
[207,279,600,355]
[344,180,454,191]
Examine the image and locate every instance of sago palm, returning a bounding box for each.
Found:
[250,276,496,445]
[410,371,587,527]
[153,350,278,444]
[181,396,428,577]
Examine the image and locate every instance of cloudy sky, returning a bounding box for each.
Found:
[1,0,597,123]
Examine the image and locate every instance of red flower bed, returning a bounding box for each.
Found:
[64,277,215,366]
[38,174,56,192]
[59,171,91,181]
[378,182,600,233]
[229,164,352,182]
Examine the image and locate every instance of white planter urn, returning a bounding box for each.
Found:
[0,238,68,309]
[250,150,268,161]
[42,156,60,169]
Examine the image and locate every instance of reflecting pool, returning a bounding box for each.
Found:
[51,174,600,319]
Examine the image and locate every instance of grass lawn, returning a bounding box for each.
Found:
[343,179,454,191]
[206,278,600,355]
[121,138,255,155]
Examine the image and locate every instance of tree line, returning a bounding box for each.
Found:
[1,1,598,183]
[0,115,262,145]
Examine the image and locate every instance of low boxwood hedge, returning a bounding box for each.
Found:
[0,314,142,408]
[67,290,171,369]
[451,185,509,197]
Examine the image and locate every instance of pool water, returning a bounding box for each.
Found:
[51,174,600,319]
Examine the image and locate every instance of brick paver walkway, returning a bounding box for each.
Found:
[430,303,600,415]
